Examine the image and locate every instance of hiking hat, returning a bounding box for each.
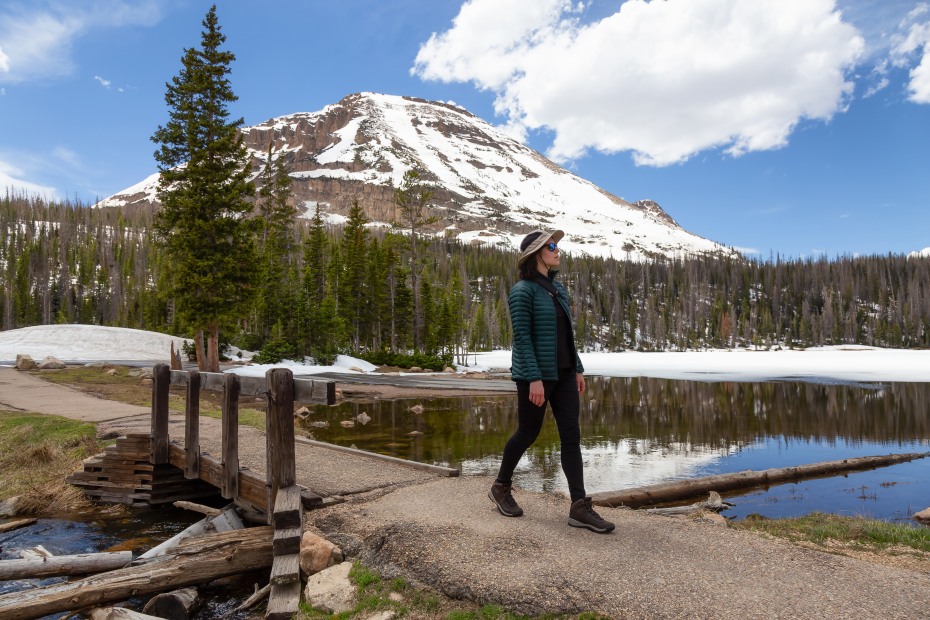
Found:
[518,229,565,266]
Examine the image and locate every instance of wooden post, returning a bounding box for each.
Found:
[150,364,170,465]
[184,370,200,479]
[266,368,296,515]
[221,373,240,500]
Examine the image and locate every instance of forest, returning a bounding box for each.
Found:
[2,191,928,366]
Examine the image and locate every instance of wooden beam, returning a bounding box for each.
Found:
[184,369,201,479]
[150,363,170,465]
[222,373,240,500]
[169,370,335,405]
[266,369,296,511]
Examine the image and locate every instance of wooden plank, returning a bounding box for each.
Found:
[266,581,301,620]
[150,363,170,465]
[185,369,201,479]
[294,436,461,477]
[222,373,240,500]
[294,378,337,405]
[272,527,301,557]
[272,485,303,530]
[269,553,300,586]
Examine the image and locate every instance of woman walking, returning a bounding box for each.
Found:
[488,229,615,533]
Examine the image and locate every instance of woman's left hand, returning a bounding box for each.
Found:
[576,373,586,395]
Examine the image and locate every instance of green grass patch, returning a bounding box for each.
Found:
[31,366,139,385]
[0,410,97,447]
[733,512,930,553]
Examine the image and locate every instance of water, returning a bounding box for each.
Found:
[302,376,930,524]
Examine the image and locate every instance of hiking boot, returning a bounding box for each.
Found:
[488,481,523,517]
[568,497,615,533]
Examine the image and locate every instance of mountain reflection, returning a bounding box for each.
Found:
[301,377,930,497]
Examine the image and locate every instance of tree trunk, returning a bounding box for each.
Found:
[207,324,220,373]
[592,453,930,509]
[0,527,272,620]
[0,551,132,580]
[194,328,206,372]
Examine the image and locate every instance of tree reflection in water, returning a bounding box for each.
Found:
[302,377,930,522]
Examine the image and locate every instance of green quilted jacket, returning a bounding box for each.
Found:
[508,275,584,382]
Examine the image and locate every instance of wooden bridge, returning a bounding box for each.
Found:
[67,363,336,620]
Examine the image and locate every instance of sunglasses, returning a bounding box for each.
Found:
[545,242,559,251]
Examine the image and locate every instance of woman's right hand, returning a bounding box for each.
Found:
[528,380,546,407]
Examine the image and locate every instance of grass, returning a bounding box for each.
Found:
[33,366,269,430]
[732,511,930,553]
[294,560,603,620]
[0,409,106,514]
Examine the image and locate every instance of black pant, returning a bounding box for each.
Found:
[496,368,586,502]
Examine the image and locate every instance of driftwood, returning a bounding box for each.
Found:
[234,583,270,612]
[88,608,164,620]
[0,551,132,580]
[0,526,273,620]
[0,519,36,534]
[592,452,930,509]
[136,506,242,561]
[142,586,201,619]
[643,492,734,516]
[173,500,221,517]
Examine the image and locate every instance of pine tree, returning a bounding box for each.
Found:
[151,5,257,372]
[339,200,370,353]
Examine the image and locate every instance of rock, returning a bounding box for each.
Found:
[443,366,456,373]
[0,496,20,517]
[388,591,404,603]
[37,356,65,370]
[14,354,37,370]
[408,366,422,373]
[295,405,312,417]
[701,513,729,526]
[914,507,930,522]
[340,420,355,428]
[308,421,329,429]
[303,560,355,614]
[299,532,343,576]
[408,404,424,414]
[141,378,153,387]
[364,611,397,620]
[356,412,371,425]
[348,366,366,373]
[106,368,118,375]
[406,430,423,436]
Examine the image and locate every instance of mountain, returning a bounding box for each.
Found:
[99,92,737,261]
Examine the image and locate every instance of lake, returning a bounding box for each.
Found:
[302,376,930,524]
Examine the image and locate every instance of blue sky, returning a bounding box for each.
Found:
[1,0,928,259]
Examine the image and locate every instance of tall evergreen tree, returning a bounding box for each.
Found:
[151,5,257,372]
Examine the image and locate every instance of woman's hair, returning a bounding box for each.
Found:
[518,231,543,280]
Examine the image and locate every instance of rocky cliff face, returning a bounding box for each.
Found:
[99,92,735,261]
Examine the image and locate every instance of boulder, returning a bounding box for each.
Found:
[14,354,37,370]
[38,356,66,370]
[356,412,371,425]
[443,366,456,373]
[408,366,422,373]
[295,405,312,418]
[303,558,354,614]
[0,496,20,517]
[914,507,930,523]
[299,532,343,576]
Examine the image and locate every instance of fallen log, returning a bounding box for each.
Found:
[88,608,165,620]
[643,492,733,516]
[0,519,36,534]
[0,551,132,580]
[135,506,242,561]
[173,500,222,517]
[234,583,270,612]
[142,586,200,619]
[0,526,273,620]
[592,452,930,509]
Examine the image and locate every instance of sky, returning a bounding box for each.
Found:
[1,0,929,259]
[3,324,930,383]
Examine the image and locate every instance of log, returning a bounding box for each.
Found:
[136,506,242,561]
[592,452,930,509]
[172,500,221,517]
[643,492,734,516]
[142,586,201,619]
[233,583,270,612]
[0,551,132,580]
[0,527,273,620]
[88,608,165,620]
[0,519,36,534]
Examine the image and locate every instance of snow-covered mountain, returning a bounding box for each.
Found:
[99,92,737,261]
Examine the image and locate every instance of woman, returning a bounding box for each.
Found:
[488,229,615,533]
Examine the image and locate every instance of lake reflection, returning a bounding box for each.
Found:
[302,377,930,523]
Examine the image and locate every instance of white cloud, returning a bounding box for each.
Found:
[890,4,930,103]
[0,158,57,197]
[414,0,864,166]
[0,1,161,84]
[94,75,111,88]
